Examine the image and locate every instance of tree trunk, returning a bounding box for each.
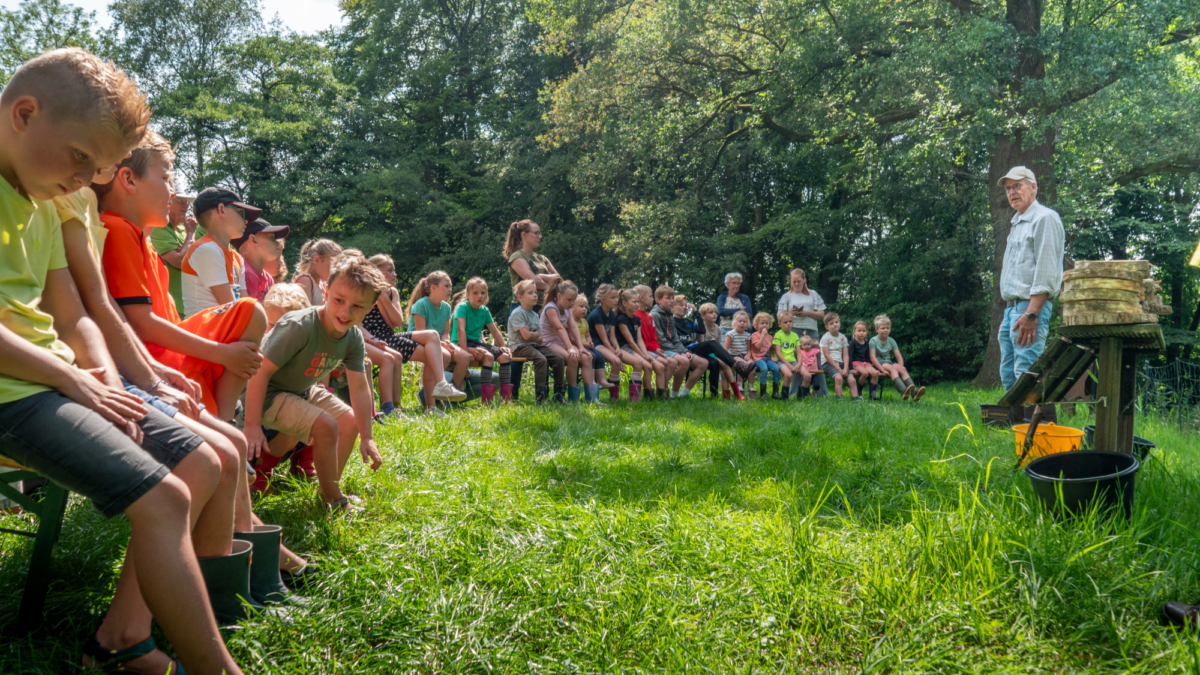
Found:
[972,0,1057,389]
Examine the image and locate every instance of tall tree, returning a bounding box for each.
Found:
[0,0,107,83]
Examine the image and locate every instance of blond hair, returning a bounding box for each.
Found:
[263,283,311,314]
[574,295,589,308]
[327,256,390,297]
[295,238,343,277]
[633,284,652,299]
[732,310,750,324]
[673,294,687,305]
[2,48,149,149]
[617,288,639,316]
[514,278,538,300]
[824,312,840,326]
[753,312,773,329]
[451,277,489,309]
[269,257,289,284]
[367,253,394,270]
[800,333,814,348]
[853,320,869,333]
[777,310,794,324]
[873,313,891,328]
[92,130,174,202]
[406,270,451,316]
[545,278,578,307]
[698,302,717,315]
[789,268,811,295]
[593,283,617,306]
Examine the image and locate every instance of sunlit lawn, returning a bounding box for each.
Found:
[4,383,1200,673]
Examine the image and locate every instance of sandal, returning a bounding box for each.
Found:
[81,633,184,674]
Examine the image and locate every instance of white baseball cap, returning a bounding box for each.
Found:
[998,166,1037,186]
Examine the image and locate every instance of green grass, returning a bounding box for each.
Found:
[6,384,1200,673]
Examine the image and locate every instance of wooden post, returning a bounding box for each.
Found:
[1116,349,1136,454]
[1094,336,1122,452]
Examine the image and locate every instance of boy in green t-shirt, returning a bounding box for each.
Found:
[244,258,391,510]
[869,313,925,401]
[772,311,803,400]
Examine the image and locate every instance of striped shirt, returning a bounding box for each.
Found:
[1000,200,1065,301]
[727,330,750,356]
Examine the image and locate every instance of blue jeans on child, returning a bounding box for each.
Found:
[998,299,1053,391]
[754,358,781,385]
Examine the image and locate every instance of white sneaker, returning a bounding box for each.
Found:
[677,387,690,398]
[432,380,467,402]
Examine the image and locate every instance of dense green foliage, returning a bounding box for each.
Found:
[3,0,1200,382]
[6,389,1200,671]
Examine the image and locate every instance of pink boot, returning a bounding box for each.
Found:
[500,383,514,402]
[480,383,496,404]
[609,382,621,400]
[628,382,642,402]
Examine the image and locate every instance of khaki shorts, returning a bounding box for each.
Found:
[263,385,352,440]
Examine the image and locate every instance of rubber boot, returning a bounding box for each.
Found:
[568,385,582,402]
[234,525,300,606]
[772,382,780,400]
[869,383,878,401]
[290,445,317,479]
[757,383,766,400]
[198,540,256,625]
[553,383,566,404]
[609,380,621,401]
[723,390,731,400]
[585,383,600,403]
[905,378,925,401]
[535,384,550,404]
[731,380,746,401]
[480,384,496,404]
[251,452,283,494]
[500,383,514,403]
[629,381,642,402]
[780,384,790,401]
[656,388,667,400]
[893,376,908,396]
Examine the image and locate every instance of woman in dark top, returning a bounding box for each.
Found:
[716,272,752,334]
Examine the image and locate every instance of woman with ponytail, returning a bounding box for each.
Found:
[504,219,560,399]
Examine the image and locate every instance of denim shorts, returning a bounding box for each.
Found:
[0,391,204,518]
[589,348,606,368]
[662,350,679,358]
[122,378,178,418]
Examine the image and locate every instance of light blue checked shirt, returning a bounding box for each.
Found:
[1000,200,1065,301]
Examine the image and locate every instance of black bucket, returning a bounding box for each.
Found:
[1082,425,1156,460]
[1024,451,1140,520]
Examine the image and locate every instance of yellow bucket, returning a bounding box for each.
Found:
[1014,422,1085,465]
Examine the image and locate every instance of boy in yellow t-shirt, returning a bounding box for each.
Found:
[0,49,244,674]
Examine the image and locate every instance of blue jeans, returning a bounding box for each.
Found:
[754,358,781,385]
[999,299,1053,390]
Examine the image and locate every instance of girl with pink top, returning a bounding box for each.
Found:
[539,279,595,403]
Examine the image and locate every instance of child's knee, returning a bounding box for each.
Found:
[129,473,192,524]
[311,413,339,444]
[483,354,494,366]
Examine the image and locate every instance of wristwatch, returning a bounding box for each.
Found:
[1024,312,1038,321]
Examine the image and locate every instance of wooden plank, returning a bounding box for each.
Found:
[1063,267,1148,283]
[1093,336,1123,452]
[1063,276,1144,292]
[997,338,1070,407]
[1060,287,1142,303]
[1062,299,1144,314]
[1044,346,1096,403]
[1072,260,1152,276]
[1062,312,1157,326]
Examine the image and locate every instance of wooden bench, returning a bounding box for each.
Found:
[0,455,69,633]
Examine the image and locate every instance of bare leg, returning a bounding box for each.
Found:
[214,303,267,420]
[551,345,578,386]
[685,355,707,389]
[410,344,441,409]
[365,343,394,407]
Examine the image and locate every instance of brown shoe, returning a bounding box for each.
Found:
[1163,602,1200,628]
[901,384,915,400]
[912,386,926,402]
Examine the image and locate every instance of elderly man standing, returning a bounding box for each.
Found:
[997,166,1065,391]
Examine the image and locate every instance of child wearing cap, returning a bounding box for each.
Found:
[235,218,288,303]
[99,169,268,421]
[0,48,244,674]
[181,187,258,317]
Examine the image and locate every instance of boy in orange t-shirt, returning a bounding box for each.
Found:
[98,176,266,420]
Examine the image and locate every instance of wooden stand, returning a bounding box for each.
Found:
[1059,324,1163,454]
[999,323,1163,457]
